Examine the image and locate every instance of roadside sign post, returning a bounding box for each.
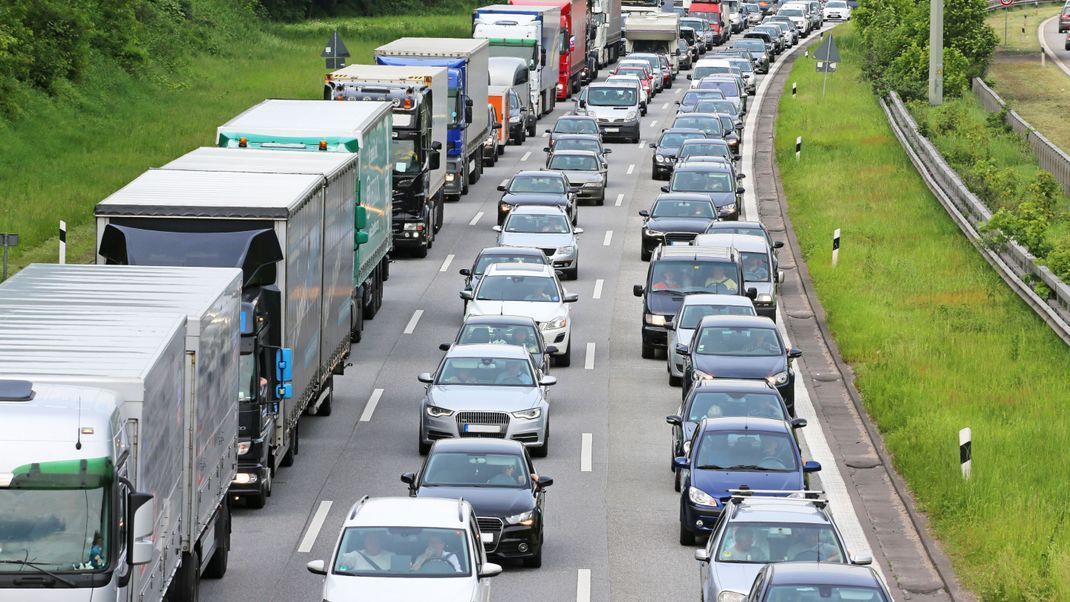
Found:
[814,34,840,97]
[832,229,840,266]
[959,427,972,480]
[0,233,19,282]
[59,221,66,264]
[321,30,351,70]
[999,0,1014,47]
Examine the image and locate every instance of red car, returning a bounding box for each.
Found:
[615,66,654,98]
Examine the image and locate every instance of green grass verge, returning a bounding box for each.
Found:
[985,4,1062,53]
[776,22,1070,600]
[0,15,472,272]
[987,56,1070,154]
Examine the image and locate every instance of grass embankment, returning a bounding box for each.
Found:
[0,15,472,272]
[776,22,1070,600]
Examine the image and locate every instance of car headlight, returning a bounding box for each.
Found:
[767,370,789,386]
[643,227,663,238]
[655,154,667,163]
[688,486,719,507]
[692,369,714,381]
[506,510,536,526]
[425,405,455,418]
[756,293,773,303]
[557,245,576,255]
[727,138,739,146]
[644,313,667,326]
[510,114,522,123]
[512,408,543,420]
[717,592,747,602]
[626,110,638,120]
[446,173,456,183]
[237,441,252,456]
[485,135,496,145]
[541,317,568,330]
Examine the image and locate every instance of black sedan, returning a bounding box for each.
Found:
[497,171,577,225]
[677,314,802,411]
[402,439,553,568]
[650,128,707,180]
[441,314,558,375]
[661,161,745,221]
[638,193,719,260]
[746,563,892,601]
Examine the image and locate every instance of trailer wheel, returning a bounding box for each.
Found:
[169,551,200,602]
[203,505,230,579]
[317,379,334,417]
[351,298,363,344]
[363,266,381,319]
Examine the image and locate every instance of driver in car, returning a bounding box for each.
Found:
[744,254,770,281]
[411,534,462,572]
[760,436,790,467]
[704,266,738,293]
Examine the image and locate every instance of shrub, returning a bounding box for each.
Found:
[1046,241,1070,283]
[982,199,1053,257]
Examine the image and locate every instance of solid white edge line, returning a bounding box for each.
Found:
[603,230,613,246]
[584,343,596,370]
[576,568,592,602]
[403,310,424,335]
[297,500,333,553]
[615,193,624,206]
[469,211,484,227]
[439,254,454,272]
[580,433,593,472]
[521,151,532,161]
[593,279,604,299]
[626,164,635,175]
[360,388,384,423]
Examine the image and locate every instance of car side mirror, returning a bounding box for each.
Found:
[543,147,551,152]
[736,173,746,180]
[675,343,690,356]
[603,163,609,170]
[777,270,785,283]
[665,316,675,328]
[126,491,154,566]
[660,186,670,193]
[574,228,584,234]
[539,375,558,387]
[306,559,327,575]
[492,225,502,232]
[788,348,802,359]
[791,418,808,429]
[440,342,454,352]
[850,554,873,566]
[479,563,504,579]
[604,148,612,154]
[673,456,690,469]
[736,186,746,194]
[649,143,657,148]
[563,293,580,303]
[545,346,559,354]
[666,415,682,426]
[459,268,471,276]
[544,129,552,134]
[417,372,434,384]
[746,287,758,300]
[686,74,693,79]
[536,476,554,488]
[633,284,645,297]
[694,548,710,562]
[803,460,822,473]
[460,290,474,301]
[774,240,785,249]
[638,209,650,218]
[497,184,507,192]
[400,472,416,486]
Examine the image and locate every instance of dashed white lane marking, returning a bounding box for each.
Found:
[649,120,658,128]
[593,279,604,299]
[439,254,454,272]
[521,151,532,162]
[469,211,484,226]
[297,501,333,553]
[615,193,624,207]
[576,568,592,602]
[500,178,509,188]
[403,310,424,335]
[603,230,613,246]
[543,131,549,137]
[584,343,596,370]
[360,388,384,422]
[627,164,635,175]
[638,139,646,149]
[580,433,593,472]
[675,86,683,95]
[661,102,670,110]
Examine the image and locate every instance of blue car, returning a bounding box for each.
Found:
[675,417,820,545]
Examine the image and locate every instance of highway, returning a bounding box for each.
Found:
[1039,12,1070,77]
[202,31,950,601]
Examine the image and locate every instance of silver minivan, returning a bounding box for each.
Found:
[490,57,537,138]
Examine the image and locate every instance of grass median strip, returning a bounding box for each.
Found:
[776,23,1070,600]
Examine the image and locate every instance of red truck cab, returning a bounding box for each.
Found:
[511,0,587,99]
[689,1,728,45]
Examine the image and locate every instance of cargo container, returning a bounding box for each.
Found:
[474,4,562,118]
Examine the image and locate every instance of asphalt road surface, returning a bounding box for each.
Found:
[1040,12,1070,77]
[201,32,921,601]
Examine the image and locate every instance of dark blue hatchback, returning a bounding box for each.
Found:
[675,417,820,545]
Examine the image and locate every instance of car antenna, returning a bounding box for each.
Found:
[74,395,83,450]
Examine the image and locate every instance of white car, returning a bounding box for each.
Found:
[494,205,583,279]
[667,294,757,386]
[605,74,649,109]
[307,497,502,601]
[464,263,578,367]
[823,0,852,20]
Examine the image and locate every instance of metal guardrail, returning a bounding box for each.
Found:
[880,91,1070,345]
[972,78,1070,195]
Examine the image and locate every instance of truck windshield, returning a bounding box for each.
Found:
[392,139,422,174]
[239,352,257,402]
[0,462,111,574]
[448,87,462,126]
[630,41,670,54]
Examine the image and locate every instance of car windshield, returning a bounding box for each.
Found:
[660,132,705,148]
[694,65,734,79]
[828,1,847,6]
[681,143,731,161]
[333,527,472,577]
[780,8,804,16]
[391,139,421,174]
[767,585,888,601]
[671,170,735,193]
[698,80,740,97]
[673,117,720,135]
[503,212,570,234]
[716,522,843,563]
[687,390,784,420]
[509,175,566,194]
[679,303,756,329]
[474,254,547,275]
[421,452,531,488]
[682,91,726,108]
[554,119,598,134]
[718,115,735,130]
[588,87,638,106]
[681,19,706,30]
[553,139,601,154]
[742,251,772,282]
[734,40,766,51]
[652,199,715,219]
[438,356,535,386]
[476,275,561,302]
[650,261,739,293]
[707,224,767,240]
[549,154,599,171]
[617,68,648,80]
[695,101,735,115]
[696,326,783,356]
[458,323,541,354]
[695,430,798,471]
[728,60,753,74]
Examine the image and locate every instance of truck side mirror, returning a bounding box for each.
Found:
[127,492,155,566]
[465,98,474,123]
[355,205,368,230]
[432,141,443,151]
[275,347,294,400]
[429,148,441,171]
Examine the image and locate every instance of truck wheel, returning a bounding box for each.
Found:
[169,551,200,602]
[317,380,333,417]
[351,299,364,344]
[364,267,381,319]
[202,505,230,579]
[462,175,470,196]
[280,424,298,467]
[435,196,444,231]
[382,256,391,282]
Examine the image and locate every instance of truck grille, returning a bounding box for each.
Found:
[477,517,504,552]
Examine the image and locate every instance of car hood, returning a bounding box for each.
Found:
[689,191,737,208]
[498,232,575,248]
[691,354,786,379]
[691,467,803,500]
[417,486,535,517]
[744,281,774,296]
[710,561,764,596]
[645,290,688,316]
[323,574,478,602]
[561,171,604,184]
[645,217,713,233]
[468,300,567,325]
[501,192,569,206]
[427,385,545,411]
[585,105,637,119]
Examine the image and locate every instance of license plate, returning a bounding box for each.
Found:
[481,533,495,543]
[605,127,620,133]
[464,424,501,433]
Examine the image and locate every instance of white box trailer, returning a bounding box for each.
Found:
[473,4,563,117]
[623,12,680,69]
[94,168,349,473]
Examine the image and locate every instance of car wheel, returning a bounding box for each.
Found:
[522,545,544,568]
[597,191,605,206]
[528,122,537,138]
[566,266,578,280]
[674,467,683,492]
[679,522,695,546]
[641,248,651,262]
[554,342,571,367]
[641,340,656,359]
[532,422,549,458]
[669,373,682,387]
[418,432,431,456]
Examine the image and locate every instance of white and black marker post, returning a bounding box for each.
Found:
[792,82,797,98]
[959,427,972,480]
[59,221,66,264]
[832,228,840,267]
[795,137,802,161]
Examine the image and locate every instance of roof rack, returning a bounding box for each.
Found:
[350,495,371,520]
[728,489,827,508]
[457,497,466,523]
